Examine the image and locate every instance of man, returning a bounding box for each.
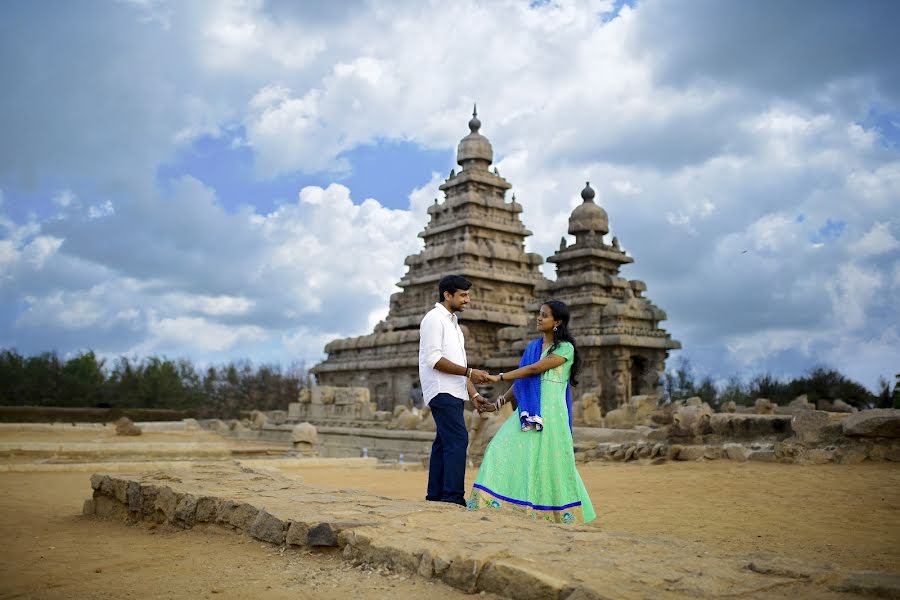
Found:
[419,274,490,506]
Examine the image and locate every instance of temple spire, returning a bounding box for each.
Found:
[469,103,481,133]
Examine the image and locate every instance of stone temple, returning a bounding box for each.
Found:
[312,110,680,413]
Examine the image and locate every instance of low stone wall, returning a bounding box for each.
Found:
[82,465,900,599]
[578,410,900,465]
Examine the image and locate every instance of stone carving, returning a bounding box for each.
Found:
[581,392,604,427]
[671,403,713,438]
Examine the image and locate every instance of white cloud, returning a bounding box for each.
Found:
[1,0,899,390]
[849,222,900,257]
[53,190,75,208]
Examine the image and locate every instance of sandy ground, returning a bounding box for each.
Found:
[0,428,898,599]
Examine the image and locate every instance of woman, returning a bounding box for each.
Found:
[467,300,596,524]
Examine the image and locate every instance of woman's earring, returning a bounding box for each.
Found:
[553,326,558,332]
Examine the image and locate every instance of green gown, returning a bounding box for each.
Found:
[468,342,597,524]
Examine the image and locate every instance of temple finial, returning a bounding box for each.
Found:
[468,103,482,133]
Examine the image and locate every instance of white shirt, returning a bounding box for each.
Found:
[418,302,468,404]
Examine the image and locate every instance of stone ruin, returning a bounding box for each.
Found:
[312,108,680,413]
[204,383,900,467]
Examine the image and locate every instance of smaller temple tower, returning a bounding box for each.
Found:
[544,183,681,412]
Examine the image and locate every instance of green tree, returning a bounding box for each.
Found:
[59,351,105,407]
[892,373,900,410]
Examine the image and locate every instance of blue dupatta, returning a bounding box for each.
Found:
[512,339,573,433]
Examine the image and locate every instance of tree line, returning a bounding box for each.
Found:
[1,348,897,417]
[662,357,900,410]
[0,349,309,418]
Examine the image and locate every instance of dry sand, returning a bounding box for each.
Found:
[0,426,898,599]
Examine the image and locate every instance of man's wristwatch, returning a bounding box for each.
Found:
[499,372,504,381]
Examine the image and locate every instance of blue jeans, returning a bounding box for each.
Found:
[426,393,468,506]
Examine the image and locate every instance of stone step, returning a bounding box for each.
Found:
[82,462,897,600]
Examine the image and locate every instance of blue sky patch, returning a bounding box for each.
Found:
[810,218,846,244]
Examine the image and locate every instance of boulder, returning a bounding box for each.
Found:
[842,409,900,438]
[209,419,230,434]
[291,422,318,445]
[755,398,774,415]
[831,399,855,413]
[249,410,268,430]
[789,395,814,411]
[114,416,142,436]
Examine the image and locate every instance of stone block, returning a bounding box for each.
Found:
[842,409,900,438]
[82,498,95,516]
[287,403,302,420]
[837,445,868,464]
[748,450,775,462]
[140,486,159,518]
[173,494,197,527]
[478,559,568,600]
[154,486,178,521]
[804,448,834,464]
[286,521,310,546]
[724,443,750,462]
[791,410,831,444]
[675,445,707,461]
[126,481,142,513]
[307,522,338,546]
[442,558,482,594]
[249,510,286,544]
[195,496,220,522]
[94,494,129,520]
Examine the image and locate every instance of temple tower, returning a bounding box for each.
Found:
[312,108,544,409]
[543,183,681,412]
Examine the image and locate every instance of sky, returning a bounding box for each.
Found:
[1,0,898,391]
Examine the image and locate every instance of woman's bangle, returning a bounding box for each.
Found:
[466,367,472,379]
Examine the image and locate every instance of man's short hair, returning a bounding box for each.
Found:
[438,275,472,302]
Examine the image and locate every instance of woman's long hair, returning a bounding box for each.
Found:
[543,299,581,386]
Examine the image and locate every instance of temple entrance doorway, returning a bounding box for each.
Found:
[630,356,647,397]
